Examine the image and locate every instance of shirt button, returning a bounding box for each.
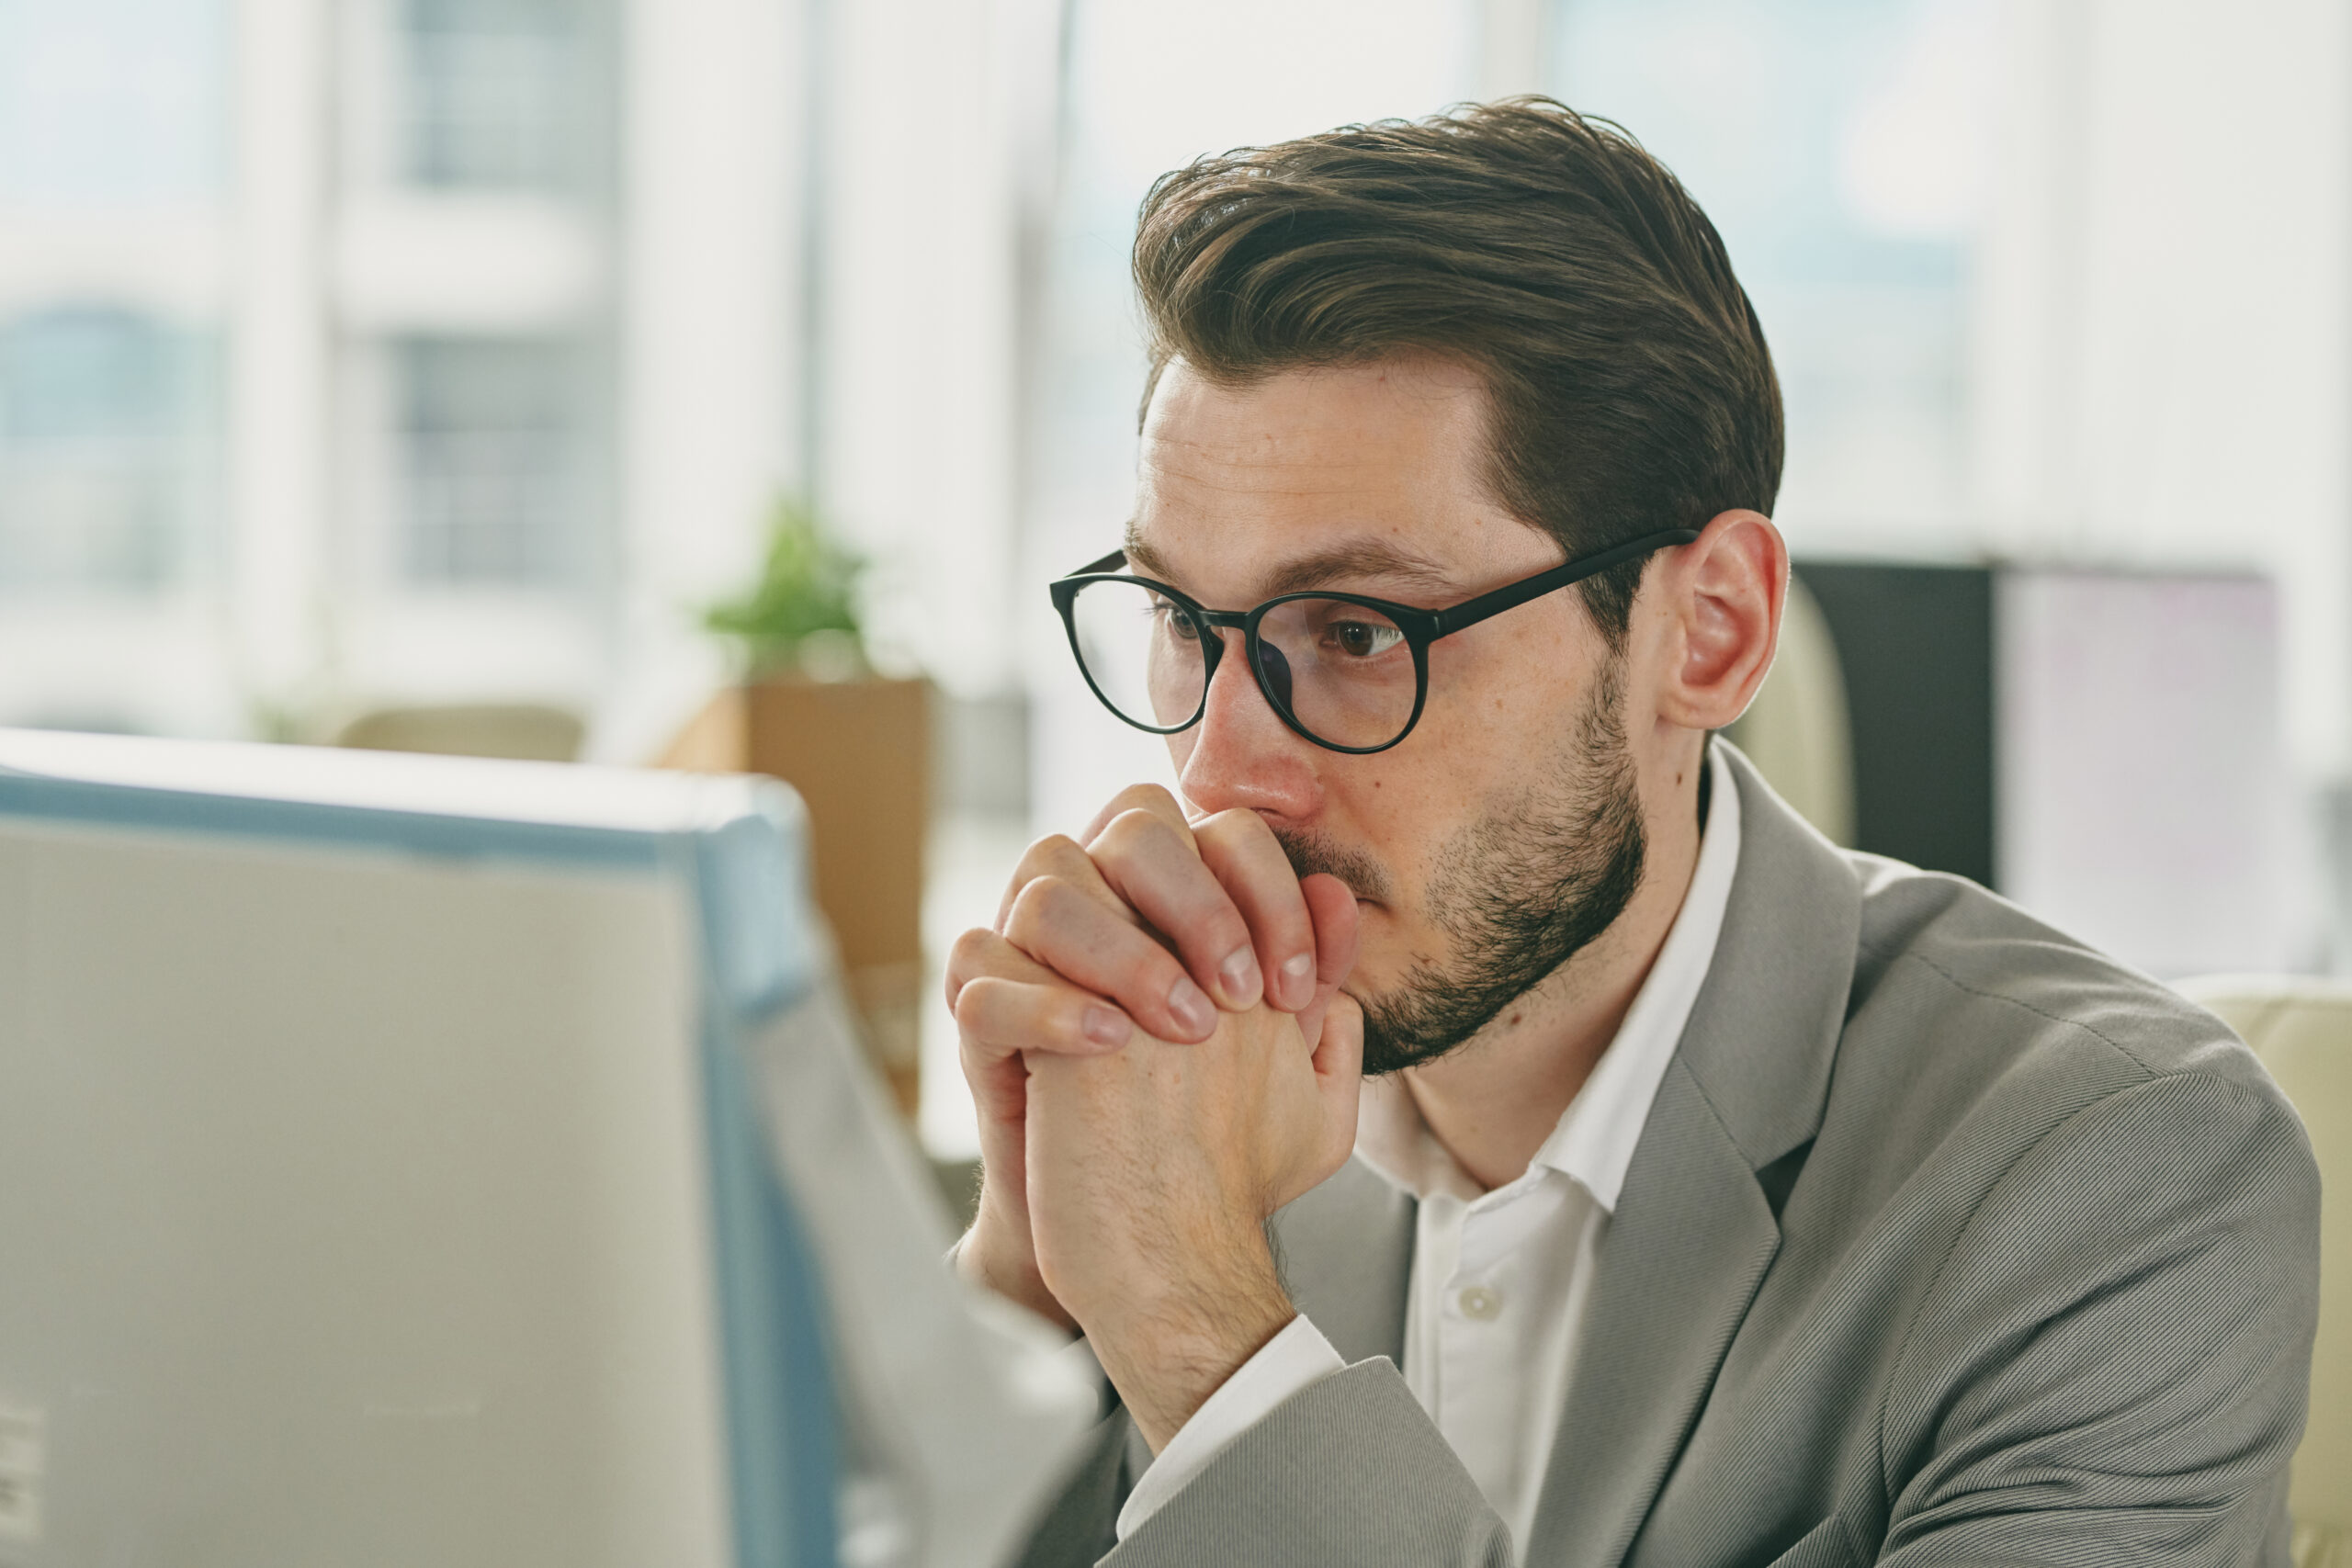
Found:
[1457,1284,1502,1321]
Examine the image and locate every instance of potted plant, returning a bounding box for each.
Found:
[662,501,932,1117]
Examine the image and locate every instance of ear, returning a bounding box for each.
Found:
[1651,509,1787,732]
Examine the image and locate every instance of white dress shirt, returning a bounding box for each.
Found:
[1117,744,1743,1551]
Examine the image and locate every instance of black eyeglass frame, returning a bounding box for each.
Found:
[1048,526,1702,755]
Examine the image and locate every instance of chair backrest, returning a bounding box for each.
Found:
[1725,570,1856,848]
[2176,975,2352,1562]
[335,703,585,762]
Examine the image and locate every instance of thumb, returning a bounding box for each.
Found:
[1310,989,1363,1086]
[1309,990,1364,1171]
[1294,872,1361,1048]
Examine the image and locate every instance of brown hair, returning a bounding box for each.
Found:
[1132,96,1782,645]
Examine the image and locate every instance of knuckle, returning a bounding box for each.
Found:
[953,976,1012,1039]
[1197,806,1274,850]
[1109,782,1179,816]
[1107,806,1189,855]
[1003,874,1075,942]
[1082,784,1191,850]
[1091,808,1150,855]
[946,925,997,975]
[1026,831,1082,865]
[951,980,988,1037]
[1010,832,1084,888]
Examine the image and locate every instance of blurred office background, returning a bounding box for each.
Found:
[3,0,2346,1156]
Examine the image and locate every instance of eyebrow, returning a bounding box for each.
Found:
[1119,527,1462,602]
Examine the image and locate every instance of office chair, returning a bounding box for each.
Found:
[334,703,586,762]
[1725,570,1856,848]
[2176,975,2352,1568]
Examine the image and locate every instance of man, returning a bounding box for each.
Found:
[947,99,2319,1566]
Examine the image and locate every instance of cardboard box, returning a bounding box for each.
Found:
[661,677,932,1116]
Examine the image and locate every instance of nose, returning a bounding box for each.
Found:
[1173,626,1324,822]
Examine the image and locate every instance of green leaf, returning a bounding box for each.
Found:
[700,498,868,676]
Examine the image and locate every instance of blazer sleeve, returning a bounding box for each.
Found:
[1006,1407,1130,1568]
[1096,1357,1515,1568]
[1874,1067,2321,1567]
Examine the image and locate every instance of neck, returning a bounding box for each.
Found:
[1398,743,1709,1192]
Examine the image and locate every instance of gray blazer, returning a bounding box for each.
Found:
[1013,745,2321,1567]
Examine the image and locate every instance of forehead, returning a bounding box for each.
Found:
[1133,355,1526,597]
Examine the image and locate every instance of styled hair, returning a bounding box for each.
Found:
[1132,96,1782,645]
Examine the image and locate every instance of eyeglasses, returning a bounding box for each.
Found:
[1049,527,1699,755]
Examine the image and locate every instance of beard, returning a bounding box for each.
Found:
[1274,661,1647,1077]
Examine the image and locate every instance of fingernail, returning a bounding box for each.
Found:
[1168,976,1216,1036]
[1218,945,1261,1003]
[1082,1007,1129,1047]
[1281,951,1317,1005]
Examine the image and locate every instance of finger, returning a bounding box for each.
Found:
[947,924,1067,1010]
[954,974,1135,1060]
[994,832,1126,934]
[1090,806,1264,1010]
[1310,990,1364,1083]
[1294,873,1363,1047]
[1193,808,1318,1013]
[1001,874,1218,1043]
[1310,992,1366,1170]
[947,931,1055,1142]
[1080,783,1197,850]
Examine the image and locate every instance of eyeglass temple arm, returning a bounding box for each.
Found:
[1428,528,1702,638]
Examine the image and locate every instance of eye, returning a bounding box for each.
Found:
[1325,617,1404,659]
[1149,597,1201,641]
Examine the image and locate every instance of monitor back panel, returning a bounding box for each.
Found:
[0,815,734,1567]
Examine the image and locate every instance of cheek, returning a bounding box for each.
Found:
[1332,648,1589,978]
[1324,761,1464,975]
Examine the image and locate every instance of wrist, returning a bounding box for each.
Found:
[1077,1229,1295,1452]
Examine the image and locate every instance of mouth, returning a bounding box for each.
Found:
[1272,827,1393,907]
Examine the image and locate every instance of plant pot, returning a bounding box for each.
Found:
[661,675,932,1116]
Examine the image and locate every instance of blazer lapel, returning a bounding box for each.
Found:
[1523,742,1863,1568]
[1520,1062,1780,1568]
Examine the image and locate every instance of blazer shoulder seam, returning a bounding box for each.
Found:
[1880,942,2162,1077]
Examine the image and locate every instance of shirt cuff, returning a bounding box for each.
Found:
[1113,1314,1347,1541]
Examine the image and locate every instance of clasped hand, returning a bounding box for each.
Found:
[946,785,1363,1450]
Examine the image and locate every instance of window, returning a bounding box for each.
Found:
[396,336,587,590]
[0,0,226,207]
[0,307,213,592]
[1553,0,1990,548]
[399,0,591,193]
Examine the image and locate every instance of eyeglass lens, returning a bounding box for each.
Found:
[1068,578,1418,749]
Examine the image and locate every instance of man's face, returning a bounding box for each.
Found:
[1130,355,1651,1072]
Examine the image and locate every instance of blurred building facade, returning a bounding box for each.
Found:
[0,0,806,753]
[15,0,2341,777]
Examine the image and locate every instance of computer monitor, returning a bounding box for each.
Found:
[0,729,1092,1568]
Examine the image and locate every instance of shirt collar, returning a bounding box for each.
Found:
[1353,740,1744,1214]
